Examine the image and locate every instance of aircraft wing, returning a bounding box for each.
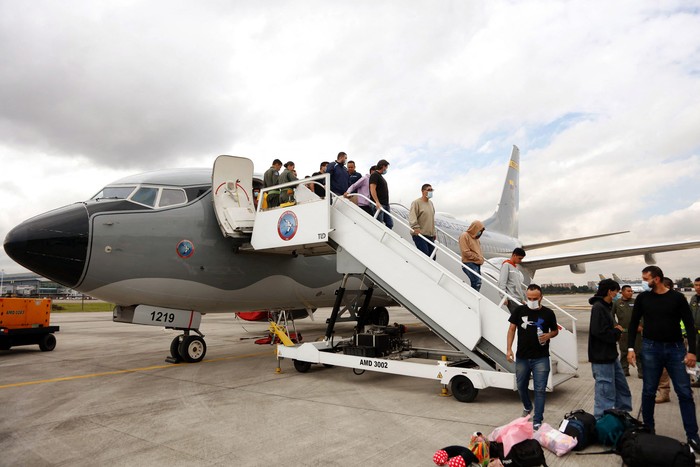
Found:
[521,240,700,273]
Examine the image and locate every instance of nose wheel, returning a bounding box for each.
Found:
[167,331,207,363]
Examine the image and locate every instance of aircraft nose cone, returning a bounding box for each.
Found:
[3,204,90,288]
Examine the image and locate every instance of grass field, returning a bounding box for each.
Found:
[51,302,115,312]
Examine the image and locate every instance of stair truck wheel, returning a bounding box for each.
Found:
[293,359,312,373]
[39,333,57,352]
[178,335,206,363]
[371,306,390,326]
[169,336,182,361]
[451,375,478,402]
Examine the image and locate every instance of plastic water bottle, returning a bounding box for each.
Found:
[537,327,546,346]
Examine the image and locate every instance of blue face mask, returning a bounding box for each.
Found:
[427,191,433,199]
[384,168,389,174]
[642,281,652,292]
[614,293,622,301]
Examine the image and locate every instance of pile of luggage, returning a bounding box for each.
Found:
[432,409,696,466]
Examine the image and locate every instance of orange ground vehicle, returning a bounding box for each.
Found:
[0,298,59,351]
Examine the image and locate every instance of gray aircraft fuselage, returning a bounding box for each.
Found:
[3,167,520,314]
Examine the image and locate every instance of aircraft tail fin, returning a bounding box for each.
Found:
[612,273,622,282]
[483,145,519,238]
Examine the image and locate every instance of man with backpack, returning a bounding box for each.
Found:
[626,266,700,453]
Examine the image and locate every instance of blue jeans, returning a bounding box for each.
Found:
[376,204,393,229]
[462,262,482,291]
[516,357,550,425]
[591,360,632,419]
[640,338,698,441]
[412,235,435,258]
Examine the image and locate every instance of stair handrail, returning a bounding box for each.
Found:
[341,192,525,308]
[423,215,578,324]
[256,173,329,212]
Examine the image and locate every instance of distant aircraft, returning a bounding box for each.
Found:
[4,146,700,362]
[612,273,646,293]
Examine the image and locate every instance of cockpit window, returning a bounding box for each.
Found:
[93,186,136,200]
[130,187,158,207]
[159,188,187,207]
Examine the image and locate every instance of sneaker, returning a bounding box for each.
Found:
[688,437,699,453]
[691,379,700,388]
[522,409,532,417]
[533,423,542,431]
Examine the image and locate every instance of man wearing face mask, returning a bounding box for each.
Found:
[588,279,633,419]
[612,285,643,378]
[506,284,558,430]
[369,159,392,229]
[626,266,699,452]
[408,184,436,257]
[459,220,485,291]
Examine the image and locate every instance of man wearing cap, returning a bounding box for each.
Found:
[499,247,527,313]
[369,159,392,229]
[408,184,436,257]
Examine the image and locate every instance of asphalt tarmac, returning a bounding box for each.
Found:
[1,295,697,466]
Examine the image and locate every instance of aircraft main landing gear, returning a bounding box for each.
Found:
[166,329,207,363]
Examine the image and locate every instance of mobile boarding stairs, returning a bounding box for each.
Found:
[212,156,578,402]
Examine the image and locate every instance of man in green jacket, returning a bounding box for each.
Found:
[612,285,643,378]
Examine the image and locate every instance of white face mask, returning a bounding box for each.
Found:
[526,300,540,310]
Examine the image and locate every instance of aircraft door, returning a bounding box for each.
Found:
[212,156,256,238]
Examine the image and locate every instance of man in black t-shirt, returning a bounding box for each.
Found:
[369,159,392,229]
[627,266,699,451]
[506,284,558,430]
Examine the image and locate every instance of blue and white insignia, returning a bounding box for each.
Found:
[277,211,298,241]
[176,239,195,258]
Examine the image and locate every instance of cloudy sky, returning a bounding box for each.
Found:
[1,0,699,285]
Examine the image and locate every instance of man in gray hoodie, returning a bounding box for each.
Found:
[498,247,526,313]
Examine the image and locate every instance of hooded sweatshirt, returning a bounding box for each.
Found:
[588,295,622,363]
[459,220,485,264]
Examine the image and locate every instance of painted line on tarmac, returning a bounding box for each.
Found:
[0,350,272,390]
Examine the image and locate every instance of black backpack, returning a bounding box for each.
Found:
[503,439,548,467]
[561,409,597,450]
[595,408,645,449]
[619,429,696,467]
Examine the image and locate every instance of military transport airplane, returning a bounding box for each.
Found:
[4,146,700,362]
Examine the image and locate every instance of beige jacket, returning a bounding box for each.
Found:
[459,220,485,264]
[408,198,436,236]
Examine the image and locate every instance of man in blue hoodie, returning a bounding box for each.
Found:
[588,279,632,419]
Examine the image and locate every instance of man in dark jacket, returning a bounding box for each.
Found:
[588,279,632,419]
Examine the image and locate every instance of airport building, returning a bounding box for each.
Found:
[0,272,79,298]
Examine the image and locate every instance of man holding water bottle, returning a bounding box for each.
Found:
[506,284,559,431]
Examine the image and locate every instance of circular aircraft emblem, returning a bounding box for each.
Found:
[176,239,195,258]
[277,211,298,241]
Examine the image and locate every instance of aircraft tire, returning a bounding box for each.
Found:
[179,335,206,363]
[39,333,57,352]
[371,306,390,326]
[293,359,312,373]
[169,336,182,361]
[450,375,478,403]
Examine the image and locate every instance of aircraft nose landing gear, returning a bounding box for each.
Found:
[166,329,207,363]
